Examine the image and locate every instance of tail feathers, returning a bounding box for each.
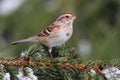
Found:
[11,36,38,45]
[11,39,30,45]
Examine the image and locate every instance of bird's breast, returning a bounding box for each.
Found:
[46,25,73,47]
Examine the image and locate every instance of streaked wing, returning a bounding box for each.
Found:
[38,24,60,37]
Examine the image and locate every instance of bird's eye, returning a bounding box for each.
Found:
[65,16,69,18]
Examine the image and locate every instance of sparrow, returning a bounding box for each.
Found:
[11,12,76,58]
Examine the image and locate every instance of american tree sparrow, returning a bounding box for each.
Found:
[11,12,76,58]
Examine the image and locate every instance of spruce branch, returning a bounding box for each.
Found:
[0,44,120,80]
[0,58,86,69]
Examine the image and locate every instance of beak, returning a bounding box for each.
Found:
[71,16,76,20]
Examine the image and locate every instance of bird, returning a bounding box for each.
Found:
[11,12,76,59]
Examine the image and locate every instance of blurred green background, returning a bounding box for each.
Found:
[0,0,120,61]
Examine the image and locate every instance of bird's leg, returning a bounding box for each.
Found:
[48,47,53,59]
[61,44,68,62]
[61,44,66,49]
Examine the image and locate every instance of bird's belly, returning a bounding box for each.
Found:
[47,28,73,47]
